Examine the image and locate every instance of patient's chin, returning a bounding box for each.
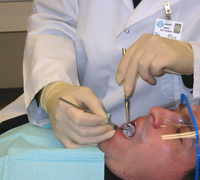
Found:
[99,137,112,151]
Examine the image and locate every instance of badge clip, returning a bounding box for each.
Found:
[163,1,171,20]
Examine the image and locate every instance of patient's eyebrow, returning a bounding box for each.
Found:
[179,104,195,131]
[179,104,187,112]
[181,115,194,131]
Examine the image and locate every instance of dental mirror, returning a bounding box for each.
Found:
[123,123,135,137]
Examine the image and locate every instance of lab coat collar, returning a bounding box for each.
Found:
[121,0,182,30]
[121,0,134,12]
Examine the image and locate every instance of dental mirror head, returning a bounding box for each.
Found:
[123,123,135,137]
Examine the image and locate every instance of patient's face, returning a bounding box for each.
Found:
[99,104,200,180]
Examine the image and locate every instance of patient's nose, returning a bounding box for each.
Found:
[149,107,167,129]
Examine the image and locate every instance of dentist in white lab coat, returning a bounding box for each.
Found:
[5,0,200,148]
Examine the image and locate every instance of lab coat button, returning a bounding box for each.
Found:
[124,29,130,34]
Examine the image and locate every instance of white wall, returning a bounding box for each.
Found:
[0,0,31,2]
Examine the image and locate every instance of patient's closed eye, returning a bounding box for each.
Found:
[176,128,183,142]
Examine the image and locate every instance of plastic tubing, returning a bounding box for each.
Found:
[181,94,199,180]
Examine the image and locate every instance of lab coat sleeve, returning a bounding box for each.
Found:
[23,0,80,125]
[189,41,200,98]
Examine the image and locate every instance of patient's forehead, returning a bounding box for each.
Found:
[174,104,200,117]
[185,104,200,119]
[191,105,200,124]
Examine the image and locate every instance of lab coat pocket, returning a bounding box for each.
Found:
[160,74,174,98]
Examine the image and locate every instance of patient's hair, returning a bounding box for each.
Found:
[182,166,199,180]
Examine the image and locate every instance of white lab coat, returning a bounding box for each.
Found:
[1,0,200,126]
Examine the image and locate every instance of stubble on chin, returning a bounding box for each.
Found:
[98,138,115,158]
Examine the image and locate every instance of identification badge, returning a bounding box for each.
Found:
[154,18,183,40]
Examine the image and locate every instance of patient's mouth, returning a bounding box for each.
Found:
[122,120,137,138]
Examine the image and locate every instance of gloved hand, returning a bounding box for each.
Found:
[116,33,194,97]
[40,82,115,148]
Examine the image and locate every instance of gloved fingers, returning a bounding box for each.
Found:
[135,49,160,85]
[54,107,114,136]
[69,129,115,145]
[149,55,173,76]
[123,46,157,96]
[55,124,115,148]
[148,40,193,76]
[133,34,166,84]
[116,49,133,85]
[116,34,151,96]
[63,105,109,126]
[68,122,114,137]
[51,103,115,147]
[41,83,115,149]
[117,33,194,97]
[73,86,108,120]
[49,115,100,149]
[47,85,108,126]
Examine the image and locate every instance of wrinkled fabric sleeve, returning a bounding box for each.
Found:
[23,0,80,125]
